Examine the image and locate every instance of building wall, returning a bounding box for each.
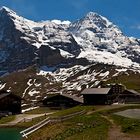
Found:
[83,94,107,105]
[106,84,125,103]
[118,90,140,104]
[43,95,80,108]
[110,84,125,95]
[0,95,21,114]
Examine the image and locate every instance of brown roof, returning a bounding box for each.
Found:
[61,94,83,103]
[0,93,10,99]
[44,93,83,103]
[124,89,140,95]
[0,93,22,100]
[81,88,111,95]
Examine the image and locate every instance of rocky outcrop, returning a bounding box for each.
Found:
[0,6,140,76]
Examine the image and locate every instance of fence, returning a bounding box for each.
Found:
[20,110,86,138]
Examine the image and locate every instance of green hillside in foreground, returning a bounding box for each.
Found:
[20,105,140,140]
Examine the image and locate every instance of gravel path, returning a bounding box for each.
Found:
[102,115,140,140]
[0,112,53,126]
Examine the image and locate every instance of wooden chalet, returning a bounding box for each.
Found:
[81,83,140,105]
[43,93,83,108]
[81,88,111,105]
[0,90,22,115]
[109,83,125,95]
[118,89,140,104]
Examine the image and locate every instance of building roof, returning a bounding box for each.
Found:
[44,93,83,103]
[124,89,140,95]
[0,93,10,100]
[61,93,83,103]
[81,88,111,95]
[0,92,22,100]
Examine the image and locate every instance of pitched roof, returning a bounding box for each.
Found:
[124,89,140,95]
[0,93,10,99]
[0,92,22,100]
[44,93,83,103]
[81,88,111,95]
[61,93,83,103]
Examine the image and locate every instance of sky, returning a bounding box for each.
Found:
[0,0,140,38]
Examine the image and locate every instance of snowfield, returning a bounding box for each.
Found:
[0,6,140,69]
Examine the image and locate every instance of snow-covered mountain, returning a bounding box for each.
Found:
[0,6,140,105]
[69,12,140,68]
[0,6,140,75]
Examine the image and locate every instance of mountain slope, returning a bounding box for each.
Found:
[0,6,140,106]
[69,12,140,68]
[0,6,140,75]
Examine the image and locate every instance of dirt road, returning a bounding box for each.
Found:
[0,112,53,126]
[102,115,140,140]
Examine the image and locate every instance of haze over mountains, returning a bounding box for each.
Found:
[0,6,140,104]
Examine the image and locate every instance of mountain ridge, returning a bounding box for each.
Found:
[0,6,140,106]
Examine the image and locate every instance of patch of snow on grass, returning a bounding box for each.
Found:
[34,83,41,87]
[0,83,6,90]
[22,106,39,113]
[99,71,109,77]
[116,68,127,72]
[22,79,33,97]
[28,89,40,96]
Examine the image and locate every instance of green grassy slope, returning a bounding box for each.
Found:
[103,72,140,92]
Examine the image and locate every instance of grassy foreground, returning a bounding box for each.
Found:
[25,105,140,140]
[1,105,139,139]
[111,114,140,135]
[0,115,15,124]
[27,112,109,140]
[99,104,140,135]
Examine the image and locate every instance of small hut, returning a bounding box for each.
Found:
[0,90,22,115]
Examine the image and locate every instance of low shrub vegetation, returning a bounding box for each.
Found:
[111,114,140,134]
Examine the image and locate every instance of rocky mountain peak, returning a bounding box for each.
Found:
[0,6,16,17]
[85,12,101,20]
[69,11,116,33]
[0,6,11,12]
[84,12,113,28]
[0,7,139,105]
[0,6,139,77]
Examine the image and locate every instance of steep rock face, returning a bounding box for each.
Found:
[0,7,140,76]
[0,7,37,74]
[38,45,64,66]
[42,21,81,56]
[0,7,140,106]
[0,7,82,75]
[69,12,140,67]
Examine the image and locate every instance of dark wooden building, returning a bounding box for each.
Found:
[118,89,140,104]
[0,91,22,114]
[81,83,140,105]
[106,84,125,103]
[109,84,125,95]
[43,93,83,108]
[81,88,111,105]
